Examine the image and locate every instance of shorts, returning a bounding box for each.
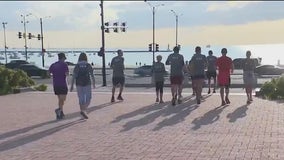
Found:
[155,81,164,93]
[191,74,205,80]
[170,76,183,85]
[206,71,217,79]
[112,77,125,86]
[218,77,231,88]
[54,86,68,95]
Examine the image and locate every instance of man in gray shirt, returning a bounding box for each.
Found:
[166,46,185,106]
[206,50,217,94]
[110,49,125,102]
[189,46,207,104]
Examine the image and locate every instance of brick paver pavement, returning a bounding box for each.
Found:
[1,89,284,160]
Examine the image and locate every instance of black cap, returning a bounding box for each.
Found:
[58,53,66,60]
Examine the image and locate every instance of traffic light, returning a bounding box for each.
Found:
[28,33,32,39]
[104,22,110,33]
[37,34,41,40]
[113,22,118,33]
[121,22,126,32]
[18,32,22,39]
[97,47,104,57]
[148,44,152,52]
[155,44,159,52]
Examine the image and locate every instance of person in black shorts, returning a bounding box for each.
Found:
[206,50,217,94]
[110,49,125,102]
[49,53,69,120]
[153,55,166,103]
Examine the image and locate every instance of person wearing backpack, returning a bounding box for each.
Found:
[70,52,95,119]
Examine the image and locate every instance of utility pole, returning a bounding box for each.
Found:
[21,13,31,61]
[2,22,8,64]
[40,18,44,67]
[100,0,107,86]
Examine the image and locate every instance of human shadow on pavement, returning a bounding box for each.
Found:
[191,104,229,130]
[227,104,248,123]
[119,95,211,132]
[0,101,118,142]
[0,119,85,152]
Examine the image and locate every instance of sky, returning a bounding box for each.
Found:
[1,1,284,50]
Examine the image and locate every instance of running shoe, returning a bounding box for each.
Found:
[156,98,159,103]
[55,108,61,120]
[117,95,124,101]
[111,96,115,103]
[80,111,89,119]
[225,97,230,104]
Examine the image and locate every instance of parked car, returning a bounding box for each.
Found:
[134,65,169,76]
[5,60,29,69]
[254,65,284,76]
[17,64,50,78]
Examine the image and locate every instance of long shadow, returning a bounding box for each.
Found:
[227,104,248,123]
[191,104,228,130]
[0,101,116,141]
[120,95,211,132]
[111,101,168,123]
[0,119,85,152]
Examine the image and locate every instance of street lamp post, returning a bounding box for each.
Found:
[100,0,107,86]
[171,10,182,46]
[146,2,164,63]
[21,13,31,61]
[2,22,8,64]
[39,16,51,67]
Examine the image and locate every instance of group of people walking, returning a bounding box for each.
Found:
[48,46,257,120]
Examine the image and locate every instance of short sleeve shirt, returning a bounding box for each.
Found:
[216,56,233,75]
[207,55,217,72]
[111,56,125,77]
[49,61,69,87]
[153,62,165,82]
[72,61,94,86]
[190,53,207,76]
[242,59,256,71]
[166,53,184,76]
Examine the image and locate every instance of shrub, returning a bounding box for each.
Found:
[34,84,47,91]
[259,75,284,100]
[0,66,35,95]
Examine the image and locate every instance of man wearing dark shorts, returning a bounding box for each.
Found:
[49,53,69,120]
[110,49,125,102]
[206,50,217,94]
[189,46,207,104]
[166,46,185,105]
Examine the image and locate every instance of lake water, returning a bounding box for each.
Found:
[1,43,284,68]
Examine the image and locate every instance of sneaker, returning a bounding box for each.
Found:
[171,98,176,106]
[80,111,89,119]
[213,89,216,93]
[159,100,164,104]
[111,96,115,103]
[117,95,124,101]
[177,98,182,104]
[221,101,226,106]
[60,110,65,119]
[247,100,251,105]
[156,98,159,103]
[208,90,211,94]
[225,97,230,104]
[197,99,201,104]
[55,108,61,120]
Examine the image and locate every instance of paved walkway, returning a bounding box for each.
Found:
[1,88,284,160]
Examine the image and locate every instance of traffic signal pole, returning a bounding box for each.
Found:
[100,0,107,86]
